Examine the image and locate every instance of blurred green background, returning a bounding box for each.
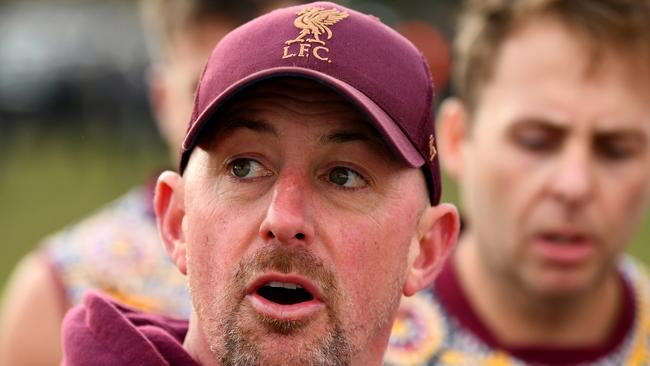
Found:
[0,126,168,291]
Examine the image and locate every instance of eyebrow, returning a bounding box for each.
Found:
[512,118,566,132]
[513,118,648,143]
[595,130,647,144]
[519,117,646,133]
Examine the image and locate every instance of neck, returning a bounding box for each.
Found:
[455,233,622,347]
[350,326,394,366]
[184,312,220,366]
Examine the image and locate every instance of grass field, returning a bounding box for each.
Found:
[1,127,650,298]
[0,126,168,295]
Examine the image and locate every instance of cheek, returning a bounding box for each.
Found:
[323,181,421,273]
[331,221,411,340]
[183,187,256,294]
[463,137,548,260]
[185,213,228,293]
[463,143,517,230]
[331,208,416,305]
[466,129,551,219]
[599,167,650,245]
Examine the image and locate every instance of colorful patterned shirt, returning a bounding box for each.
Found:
[385,256,650,366]
[42,186,191,318]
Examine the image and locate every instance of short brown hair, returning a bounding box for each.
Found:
[454,0,650,110]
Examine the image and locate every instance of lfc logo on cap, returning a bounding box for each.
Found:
[282,7,349,63]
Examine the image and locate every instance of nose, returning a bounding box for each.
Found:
[259,173,314,245]
[549,142,595,207]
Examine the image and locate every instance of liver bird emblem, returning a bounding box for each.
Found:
[285,7,349,45]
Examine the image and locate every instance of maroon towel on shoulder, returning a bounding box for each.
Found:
[61,290,199,366]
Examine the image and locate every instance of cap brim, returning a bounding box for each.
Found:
[181,66,425,173]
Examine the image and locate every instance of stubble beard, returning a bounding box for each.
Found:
[196,246,354,366]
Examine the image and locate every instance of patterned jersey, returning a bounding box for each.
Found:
[42,186,191,318]
[385,256,650,366]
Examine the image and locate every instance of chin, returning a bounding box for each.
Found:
[209,310,353,366]
[529,267,605,300]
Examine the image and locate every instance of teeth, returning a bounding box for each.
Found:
[267,281,303,290]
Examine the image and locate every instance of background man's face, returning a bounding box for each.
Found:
[460,17,650,298]
[153,19,233,157]
[181,79,429,365]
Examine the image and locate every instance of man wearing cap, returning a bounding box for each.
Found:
[60,2,459,365]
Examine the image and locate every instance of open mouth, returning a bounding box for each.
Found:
[542,233,586,244]
[257,281,314,305]
[247,275,325,320]
[534,231,594,264]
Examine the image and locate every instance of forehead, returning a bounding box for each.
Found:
[498,16,648,89]
[475,16,650,128]
[166,18,233,66]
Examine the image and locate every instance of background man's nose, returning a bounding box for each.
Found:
[549,143,595,207]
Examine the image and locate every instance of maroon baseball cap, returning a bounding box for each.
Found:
[180,1,442,204]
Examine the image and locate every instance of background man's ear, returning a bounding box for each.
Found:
[154,171,188,275]
[437,97,470,182]
[403,203,460,296]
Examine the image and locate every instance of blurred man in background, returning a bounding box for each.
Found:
[0,1,301,364]
[384,0,650,365]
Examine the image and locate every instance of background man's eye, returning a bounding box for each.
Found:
[230,158,268,179]
[511,127,561,153]
[595,134,644,161]
[520,135,551,150]
[597,142,635,161]
[328,167,366,188]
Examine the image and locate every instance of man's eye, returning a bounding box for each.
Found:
[230,158,269,179]
[596,141,639,161]
[510,127,561,153]
[328,167,367,189]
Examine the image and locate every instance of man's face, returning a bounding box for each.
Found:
[181,79,430,365]
[459,17,650,298]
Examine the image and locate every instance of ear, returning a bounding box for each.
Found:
[154,170,188,275]
[437,97,470,181]
[403,203,459,296]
